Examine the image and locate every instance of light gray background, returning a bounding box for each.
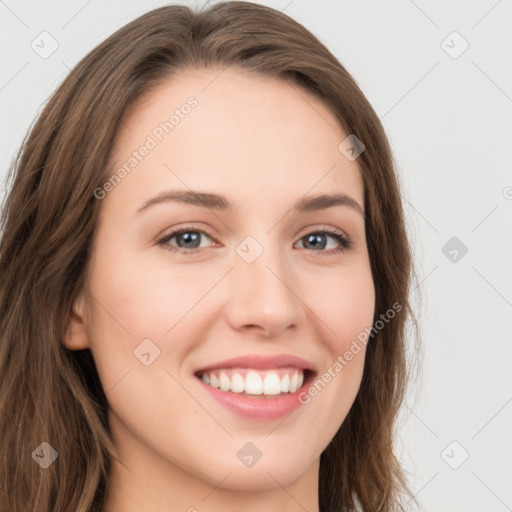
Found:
[1,1,511,511]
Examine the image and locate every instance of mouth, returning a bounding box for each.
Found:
[194,367,315,398]
[193,354,316,419]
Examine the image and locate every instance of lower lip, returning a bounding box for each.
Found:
[197,378,309,420]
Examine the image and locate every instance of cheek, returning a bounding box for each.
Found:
[307,262,375,352]
[298,263,374,413]
[86,240,208,341]
[84,245,223,399]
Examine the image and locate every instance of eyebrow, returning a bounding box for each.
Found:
[134,190,364,217]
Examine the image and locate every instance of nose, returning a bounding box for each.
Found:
[224,242,304,339]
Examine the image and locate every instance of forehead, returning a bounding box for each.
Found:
[106,66,364,215]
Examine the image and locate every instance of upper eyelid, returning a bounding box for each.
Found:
[159,224,216,241]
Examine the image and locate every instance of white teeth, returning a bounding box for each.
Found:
[263,372,282,395]
[230,373,245,393]
[280,374,290,392]
[245,371,263,395]
[210,373,220,389]
[200,368,306,396]
[219,372,230,392]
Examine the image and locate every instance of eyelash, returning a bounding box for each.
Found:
[157,225,353,256]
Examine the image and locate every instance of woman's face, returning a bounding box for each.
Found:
[67,67,375,498]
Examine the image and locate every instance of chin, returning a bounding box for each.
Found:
[202,448,317,491]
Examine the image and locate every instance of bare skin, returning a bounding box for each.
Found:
[65,66,375,512]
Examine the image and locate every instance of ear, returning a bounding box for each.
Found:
[64,290,91,350]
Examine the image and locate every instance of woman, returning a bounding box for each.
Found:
[0,2,419,511]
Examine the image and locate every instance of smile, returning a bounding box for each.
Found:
[197,367,306,396]
[193,354,316,420]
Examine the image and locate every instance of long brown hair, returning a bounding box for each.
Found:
[0,2,420,510]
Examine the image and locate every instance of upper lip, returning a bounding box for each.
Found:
[194,354,317,374]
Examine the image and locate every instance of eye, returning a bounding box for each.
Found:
[157,225,353,255]
[295,227,352,254]
[157,226,216,254]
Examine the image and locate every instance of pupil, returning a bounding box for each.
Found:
[180,232,200,248]
[306,234,326,250]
